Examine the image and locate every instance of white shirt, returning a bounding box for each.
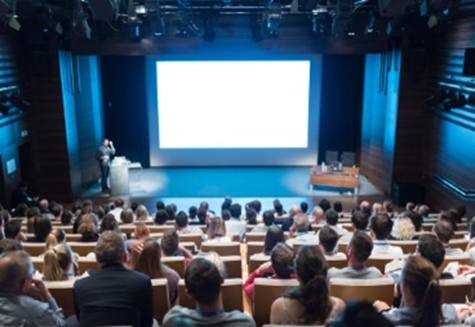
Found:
[225,219,246,242]
[286,231,319,247]
[109,207,123,222]
[371,241,404,257]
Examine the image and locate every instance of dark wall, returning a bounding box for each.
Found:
[101,56,149,168]
[318,55,364,164]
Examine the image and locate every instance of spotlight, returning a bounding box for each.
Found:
[312,5,334,35]
[425,88,448,106]
[264,2,282,38]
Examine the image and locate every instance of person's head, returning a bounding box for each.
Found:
[347,231,373,265]
[327,300,395,327]
[33,214,52,240]
[372,203,383,215]
[134,224,150,239]
[406,202,415,212]
[207,217,227,240]
[403,211,423,232]
[221,198,232,213]
[82,199,93,210]
[294,213,310,232]
[51,204,63,219]
[274,200,284,215]
[154,209,169,225]
[0,250,34,294]
[325,209,339,226]
[432,219,454,244]
[351,211,369,231]
[130,202,138,213]
[318,199,331,212]
[26,206,40,219]
[416,234,445,269]
[175,211,189,229]
[318,225,339,254]
[114,198,125,209]
[197,209,207,225]
[132,238,164,279]
[311,206,325,223]
[451,205,466,223]
[271,243,295,278]
[369,213,393,241]
[5,219,23,240]
[61,210,73,226]
[391,217,416,240]
[400,256,442,326]
[161,229,179,256]
[333,201,343,213]
[43,243,73,281]
[284,245,331,325]
[77,214,98,236]
[262,210,275,227]
[38,199,49,213]
[156,201,165,211]
[135,205,149,221]
[102,138,109,147]
[164,205,175,221]
[250,200,261,214]
[245,208,257,225]
[45,228,66,249]
[188,206,198,219]
[229,203,241,219]
[120,209,134,224]
[0,239,23,254]
[14,203,28,217]
[360,201,371,215]
[184,258,223,306]
[264,225,285,255]
[95,231,126,266]
[418,205,430,217]
[100,214,120,234]
[196,251,227,277]
[439,210,458,231]
[383,200,393,214]
[92,206,105,220]
[300,202,309,213]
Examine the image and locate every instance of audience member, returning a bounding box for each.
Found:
[135,205,150,221]
[38,199,49,214]
[154,209,169,225]
[254,225,285,257]
[328,231,382,279]
[109,198,125,221]
[162,257,255,326]
[323,209,348,236]
[0,238,23,254]
[310,206,325,225]
[390,217,416,240]
[13,203,28,218]
[60,210,73,226]
[319,226,345,257]
[300,201,309,213]
[161,229,193,262]
[339,211,369,243]
[374,256,460,326]
[359,201,371,218]
[120,209,134,225]
[45,228,66,249]
[273,200,286,218]
[405,202,415,212]
[188,206,199,224]
[370,213,403,257]
[432,219,463,255]
[221,197,232,214]
[27,214,52,243]
[0,250,67,326]
[418,204,431,219]
[43,243,77,281]
[270,245,345,324]
[77,214,99,242]
[439,210,458,231]
[51,204,63,221]
[207,217,232,242]
[99,214,121,234]
[74,232,153,327]
[382,200,394,219]
[164,205,176,221]
[245,208,258,225]
[225,203,246,242]
[319,199,331,212]
[282,205,302,231]
[176,211,206,240]
[451,204,466,223]
[327,300,394,327]
[244,243,296,300]
[126,224,150,252]
[251,210,275,233]
[5,219,26,241]
[286,214,318,247]
[333,201,343,216]
[249,200,263,223]
[403,210,423,232]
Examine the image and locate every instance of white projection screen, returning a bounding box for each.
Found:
[147,56,322,166]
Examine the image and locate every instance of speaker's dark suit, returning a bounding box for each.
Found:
[73,263,153,327]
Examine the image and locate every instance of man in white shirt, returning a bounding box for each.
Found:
[175,211,207,241]
[339,211,370,243]
[109,198,125,222]
[225,203,246,242]
[370,213,403,257]
[286,214,318,248]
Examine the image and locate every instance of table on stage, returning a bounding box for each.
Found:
[310,165,360,193]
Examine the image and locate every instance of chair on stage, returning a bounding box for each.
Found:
[201,242,241,256]
[325,151,339,165]
[341,151,355,167]
[330,278,394,304]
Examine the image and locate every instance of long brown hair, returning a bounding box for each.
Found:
[43,243,73,281]
[401,256,443,327]
[207,216,227,240]
[284,245,332,325]
[130,238,166,279]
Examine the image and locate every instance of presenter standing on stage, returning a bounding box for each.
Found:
[96,138,115,193]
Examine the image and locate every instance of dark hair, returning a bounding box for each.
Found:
[114,198,125,208]
[284,246,332,325]
[164,205,175,221]
[403,211,423,232]
[161,229,179,256]
[250,200,262,213]
[417,234,445,269]
[26,207,40,219]
[95,232,125,265]
[349,231,373,263]
[452,205,466,219]
[318,199,331,212]
[274,201,284,215]
[185,258,221,305]
[271,243,295,278]
[0,239,23,254]
[401,256,442,326]
[120,209,134,224]
[370,213,393,240]
[188,206,198,219]
[61,210,73,226]
[199,201,209,211]
[130,202,138,213]
[300,202,309,213]
[100,214,120,234]
[221,198,232,212]
[14,203,28,217]
[471,217,475,239]
[175,211,188,228]
[51,204,63,218]
[327,300,395,327]
[325,209,339,226]
[246,208,257,225]
[197,209,207,225]
[0,210,9,225]
[333,201,343,213]
[155,209,169,225]
[34,214,53,241]
[351,211,369,231]
[264,226,285,255]
[156,201,165,211]
[439,211,458,231]
[263,210,275,227]
[229,204,242,219]
[93,206,105,220]
[221,210,231,221]
[319,225,338,253]
[433,219,453,243]
[5,220,22,239]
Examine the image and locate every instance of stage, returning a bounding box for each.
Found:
[82,166,384,213]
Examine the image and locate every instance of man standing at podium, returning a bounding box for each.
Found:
[96,138,115,193]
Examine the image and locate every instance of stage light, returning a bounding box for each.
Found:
[312,5,334,35]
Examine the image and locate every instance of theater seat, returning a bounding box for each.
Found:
[178,278,243,312]
[292,242,319,254]
[247,242,265,262]
[201,242,241,256]
[151,278,171,321]
[246,233,266,243]
[439,254,471,272]
[44,281,75,317]
[249,255,271,274]
[253,278,299,327]
[162,256,185,278]
[440,279,472,303]
[325,256,347,269]
[178,233,203,249]
[22,243,46,257]
[221,255,242,279]
[366,256,402,274]
[329,278,394,305]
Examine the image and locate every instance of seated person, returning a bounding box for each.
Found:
[327,300,394,327]
[26,214,52,243]
[175,211,206,241]
[0,251,67,326]
[206,217,232,243]
[162,257,255,327]
[77,214,99,242]
[309,206,325,225]
[251,225,285,258]
[339,211,369,243]
[319,226,345,258]
[224,204,246,242]
[374,256,460,326]
[286,214,318,247]
[322,209,349,236]
[270,245,345,324]
[161,229,194,263]
[328,231,382,279]
[43,243,78,281]
[244,243,296,300]
[390,216,416,241]
[5,219,26,242]
[370,213,403,257]
[250,210,275,233]
[432,219,464,256]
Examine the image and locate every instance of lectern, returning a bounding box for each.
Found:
[110,157,129,195]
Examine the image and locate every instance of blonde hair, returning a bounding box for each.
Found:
[135,205,149,221]
[372,203,383,215]
[207,217,227,240]
[43,243,73,281]
[134,224,150,239]
[78,214,98,235]
[391,217,416,240]
[197,251,227,277]
[45,228,66,250]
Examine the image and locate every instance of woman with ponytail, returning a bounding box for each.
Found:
[45,228,66,250]
[270,245,345,325]
[43,243,78,281]
[374,256,460,326]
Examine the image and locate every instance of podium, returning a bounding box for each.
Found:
[110,158,129,195]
